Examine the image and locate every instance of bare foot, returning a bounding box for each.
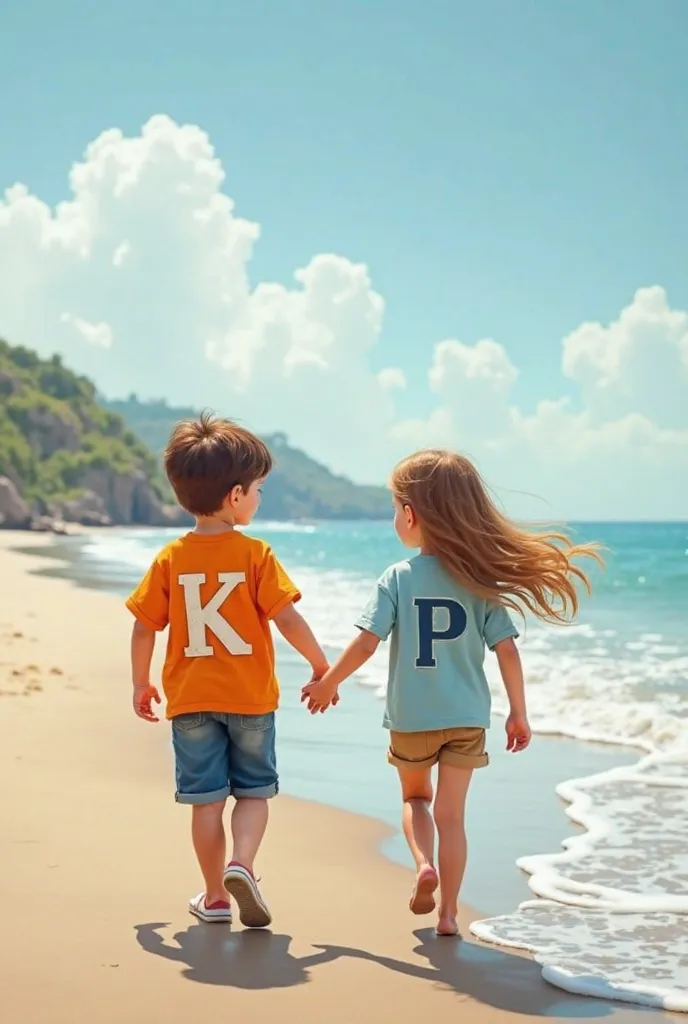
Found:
[409,865,439,915]
[436,914,459,937]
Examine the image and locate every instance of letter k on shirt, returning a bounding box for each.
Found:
[126,531,301,718]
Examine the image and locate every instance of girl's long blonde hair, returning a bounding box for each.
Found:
[391,450,602,624]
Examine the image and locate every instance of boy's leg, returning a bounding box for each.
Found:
[225,711,278,871]
[191,801,228,906]
[222,712,278,927]
[434,762,473,936]
[230,797,269,873]
[172,713,232,915]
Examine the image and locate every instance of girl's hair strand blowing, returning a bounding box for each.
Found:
[391,449,602,624]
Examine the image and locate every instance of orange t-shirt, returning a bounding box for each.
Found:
[125,531,301,718]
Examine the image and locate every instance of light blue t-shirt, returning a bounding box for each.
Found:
[355,555,519,733]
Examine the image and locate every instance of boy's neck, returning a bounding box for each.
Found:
[193,514,236,536]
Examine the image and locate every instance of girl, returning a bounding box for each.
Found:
[302,449,600,938]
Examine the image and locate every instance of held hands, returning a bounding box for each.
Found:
[505,711,531,753]
[301,669,339,714]
[133,683,161,723]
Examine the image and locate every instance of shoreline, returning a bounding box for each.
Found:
[7,529,641,916]
[0,532,678,1021]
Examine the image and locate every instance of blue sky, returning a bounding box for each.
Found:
[1,0,687,516]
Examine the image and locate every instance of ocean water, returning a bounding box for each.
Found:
[40,520,688,1012]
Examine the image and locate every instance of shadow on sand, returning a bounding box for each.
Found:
[135,922,653,1018]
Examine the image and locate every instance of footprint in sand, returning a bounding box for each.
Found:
[2,663,45,697]
[23,664,44,696]
[1,630,38,644]
[0,662,69,699]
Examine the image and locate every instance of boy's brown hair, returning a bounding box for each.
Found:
[164,411,273,516]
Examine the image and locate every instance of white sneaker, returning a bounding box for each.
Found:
[188,892,232,923]
[222,863,272,928]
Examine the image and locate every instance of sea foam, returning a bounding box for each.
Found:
[470,752,688,1012]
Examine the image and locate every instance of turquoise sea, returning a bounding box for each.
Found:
[38,520,688,1012]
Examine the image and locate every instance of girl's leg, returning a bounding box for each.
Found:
[397,766,439,912]
[191,800,228,905]
[433,763,473,936]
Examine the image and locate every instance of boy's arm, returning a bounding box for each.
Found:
[494,637,531,752]
[272,603,329,678]
[301,629,380,712]
[131,620,161,723]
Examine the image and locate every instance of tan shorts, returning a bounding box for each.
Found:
[388,727,488,770]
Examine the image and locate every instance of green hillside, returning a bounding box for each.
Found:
[0,340,175,527]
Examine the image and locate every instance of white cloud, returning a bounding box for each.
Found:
[395,290,688,518]
[0,114,686,517]
[429,338,518,396]
[562,286,688,429]
[60,313,113,349]
[0,116,397,480]
[112,242,130,268]
[415,338,519,441]
[377,367,406,391]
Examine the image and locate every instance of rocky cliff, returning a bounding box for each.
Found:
[0,340,189,531]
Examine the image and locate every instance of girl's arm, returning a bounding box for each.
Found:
[301,629,380,712]
[494,637,531,752]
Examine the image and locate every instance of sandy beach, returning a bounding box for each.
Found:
[0,533,675,1024]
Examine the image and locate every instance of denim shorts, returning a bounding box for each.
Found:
[171,711,278,805]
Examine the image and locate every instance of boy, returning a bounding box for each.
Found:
[126,413,329,928]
